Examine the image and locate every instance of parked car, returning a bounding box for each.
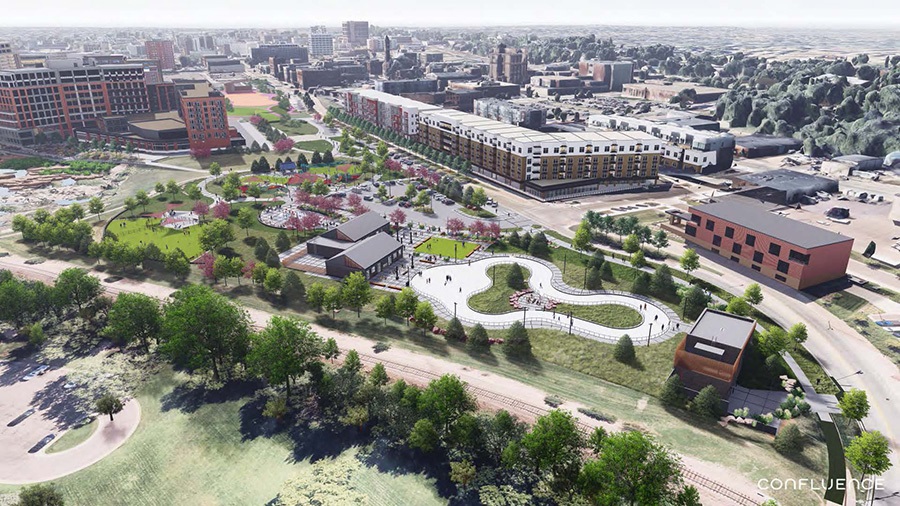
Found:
[363,195,373,201]
[20,365,49,382]
[443,198,455,205]
[384,198,396,205]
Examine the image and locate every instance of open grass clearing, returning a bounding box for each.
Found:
[277,120,318,136]
[555,303,643,329]
[468,263,529,314]
[294,140,334,153]
[46,418,98,454]
[230,106,280,121]
[414,236,480,259]
[108,218,209,259]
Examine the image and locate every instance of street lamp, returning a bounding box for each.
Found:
[454,302,457,318]
[523,306,527,324]
[563,250,567,274]
[835,370,864,381]
[647,322,653,347]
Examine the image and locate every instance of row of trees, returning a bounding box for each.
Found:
[12,205,95,254]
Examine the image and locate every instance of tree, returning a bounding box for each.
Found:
[572,220,592,251]
[632,271,651,295]
[281,272,304,304]
[661,375,687,408]
[212,200,231,220]
[744,283,764,305]
[88,196,104,221]
[104,293,161,350]
[388,209,407,228]
[198,219,235,252]
[124,197,138,217]
[506,263,526,290]
[757,327,791,357]
[725,296,752,317]
[623,234,641,253]
[275,230,291,252]
[409,418,439,453]
[342,272,372,317]
[166,179,180,199]
[445,317,465,342]
[323,150,335,163]
[579,431,683,506]
[787,322,808,348]
[418,374,477,443]
[651,265,676,297]
[528,232,550,257]
[161,284,251,381]
[96,393,124,421]
[15,484,64,506]
[839,389,870,421]
[652,230,669,254]
[165,251,191,279]
[504,320,531,358]
[209,162,222,177]
[374,295,395,325]
[614,334,635,363]
[680,248,700,276]
[467,323,490,352]
[675,486,702,506]
[414,301,437,336]
[471,187,488,208]
[55,268,101,310]
[682,285,709,320]
[449,460,477,490]
[135,190,150,212]
[323,285,343,319]
[846,431,893,477]
[264,269,284,294]
[237,207,256,236]
[248,316,322,400]
[691,385,722,418]
[630,250,647,268]
[773,423,803,455]
[521,410,584,495]
[28,323,45,347]
[265,248,281,269]
[306,283,326,311]
[395,287,419,326]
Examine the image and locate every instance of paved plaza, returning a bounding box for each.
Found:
[410,255,678,344]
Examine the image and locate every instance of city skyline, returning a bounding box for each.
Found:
[0,0,897,28]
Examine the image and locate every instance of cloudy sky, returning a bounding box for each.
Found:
[0,0,895,28]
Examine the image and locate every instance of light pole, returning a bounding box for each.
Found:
[835,370,864,382]
[523,306,527,324]
[454,302,457,318]
[647,322,653,347]
[563,250,567,274]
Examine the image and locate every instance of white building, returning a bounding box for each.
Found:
[309,33,334,58]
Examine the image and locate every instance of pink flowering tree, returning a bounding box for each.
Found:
[273,138,295,154]
[388,209,407,228]
[212,201,231,220]
[197,251,216,281]
[403,165,417,179]
[346,193,363,208]
[293,189,311,204]
[249,115,265,126]
[193,201,210,222]
[446,217,466,235]
[300,212,323,234]
[242,260,256,280]
[190,147,211,159]
[286,214,302,236]
[351,205,369,216]
[385,159,402,173]
[469,220,487,237]
[488,221,502,240]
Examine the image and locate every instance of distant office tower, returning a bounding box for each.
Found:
[342,21,370,46]
[489,44,528,85]
[367,37,385,52]
[145,39,176,71]
[384,36,392,76]
[179,35,196,53]
[199,35,215,51]
[0,42,19,69]
[250,44,308,65]
[577,60,634,92]
[309,33,334,57]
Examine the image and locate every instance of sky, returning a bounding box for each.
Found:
[0,0,897,28]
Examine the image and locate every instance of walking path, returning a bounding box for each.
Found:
[410,255,680,344]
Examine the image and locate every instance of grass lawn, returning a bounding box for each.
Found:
[0,367,442,505]
[277,120,318,136]
[414,236,480,259]
[459,207,496,219]
[243,174,290,185]
[108,217,209,259]
[294,140,334,153]
[308,163,360,176]
[468,263,531,314]
[46,419,98,454]
[816,290,900,367]
[230,106,280,121]
[555,303,643,329]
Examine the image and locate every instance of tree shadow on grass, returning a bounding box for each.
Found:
[160,378,264,414]
[361,441,458,500]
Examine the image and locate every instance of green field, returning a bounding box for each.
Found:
[230,106,280,121]
[108,217,209,259]
[0,368,442,505]
[555,303,643,329]
[414,236,480,259]
[243,174,290,185]
[308,163,361,176]
[294,140,334,153]
[277,120,318,136]
[468,263,531,314]
[46,419,98,454]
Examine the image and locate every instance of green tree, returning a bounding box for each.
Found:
[96,393,124,421]
[414,301,437,336]
[209,162,222,176]
[54,268,101,310]
[104,293,161,350]
[161,284,251,381]
[28,322,45,347]
[572,221,592,251]
[342,271,372,317]
[306,283,326,311]
[409,418,439,452]
[265,248,281,269]
[787,322,808,348]
[623,234,641,253]
[254,238,271,261]
[15,484,64,506]
[585,267,603,290]
[418,374,477,443]
[846,431,893,477]
[445,317,465,342]
[660,375,687,408]
[466,323,490,352]
[198,219,235,252]
[166,179,180,198]
[757,327,791,357]
[504,320,531,358]
[679,248,700,276]
[838,389,870,421]
[744,283,764,305]
[578,431,683,506]
[614,334,635,363]
[773,423,803,455]
[675,486,702,506]
[374,295,395,325]
[323,285,343,319]
[281,272,304,304]
[135,190,150,212]
[528,232,550,257]
[164,251,191,279]
[521,410,584,496]
[632,271,651,295]
[248,316,322,401]
[88,196,104,221]
[155,182,166,195]
[630,250,647,268]
[323,337,339,363]
[264,269,284,294]
[237,207,256,236]
[275,230,291,252]
[506,263,526,290]
[682,285,709,320]
[652,230,670,254]
[691,385,722,418]
[124,197,138,217]
[651,265,676,297]
[369,362,389,386]
[725,296,752,316]
[395,287,419,326]
[449,460,477,490]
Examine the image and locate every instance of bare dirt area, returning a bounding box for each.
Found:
[0,361,141,484]
[225,91,277,108]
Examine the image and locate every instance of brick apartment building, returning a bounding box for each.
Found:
[489,44,528,85]
[145,40,176,71]
[179,83,231,151]
[671,200,853,289]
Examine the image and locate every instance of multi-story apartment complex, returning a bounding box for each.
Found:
[249,44,308,65]
[588,114,735,173]
[0,42,20,69]
[670,200,853,289]
[342,89,661,201]
[489,44,528,85]
[179,83,231,151]
[0,64,149,146]
[474,98,546,129]
[309,33,334,58]
[145,40,176,71]
[341,21,369,46]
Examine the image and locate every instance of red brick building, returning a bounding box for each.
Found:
[179,83,231,151]
[673,308,756,397]
[145,40,176,71]
[672,200,853,289]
